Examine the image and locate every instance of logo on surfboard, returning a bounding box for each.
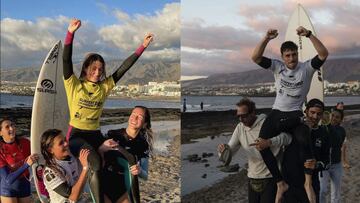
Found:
[37,79,57,94]
[45,44,59,64]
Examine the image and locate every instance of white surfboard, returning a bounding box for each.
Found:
[285,4,324,103]
[31,40,69,203]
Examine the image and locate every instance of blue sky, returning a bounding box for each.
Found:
[1,0,179,26]
[1,0,180,68]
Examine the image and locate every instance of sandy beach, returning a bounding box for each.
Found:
[0,107,180,203]
[182,106,360,203]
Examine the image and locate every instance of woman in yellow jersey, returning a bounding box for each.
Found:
[63,18,153,203]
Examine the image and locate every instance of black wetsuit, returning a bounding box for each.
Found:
[103,128,149,203]
[282,125,331,203]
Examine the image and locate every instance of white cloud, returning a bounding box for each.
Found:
[180,75,208,81]
[113,9,130,22]
[142,48,180,61]
[1,17,64,51]
[182,0,360,76]
[99,2,180,61]
[311,9,334,25]
[1,3,180,68]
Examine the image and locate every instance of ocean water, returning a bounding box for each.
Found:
[0,93,180,109]
[181,95,360,112]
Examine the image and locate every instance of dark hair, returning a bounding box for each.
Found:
[40,129,64,175]
[306,98,325,111]
[0,118,14,130]
[336,102,344,109]
[79,53,106,81]
[134,106,153,154]
[0,118,16,142]
[236,98,256,114]
[281,41,298,55]
[331,109,344,120]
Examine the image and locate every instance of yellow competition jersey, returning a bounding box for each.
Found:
[64,74,115,130]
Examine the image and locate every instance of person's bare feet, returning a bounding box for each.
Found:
[275,181,289,203]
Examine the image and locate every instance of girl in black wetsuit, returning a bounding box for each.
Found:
[63,18,153,203]
[101,106,153,203]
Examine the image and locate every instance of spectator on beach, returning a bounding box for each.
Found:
[183,98,187,112]
[319,109,350,203]
[335,102,344,111]
[321,111,331,126]
[0,118,39,203]
[217,98,292,203]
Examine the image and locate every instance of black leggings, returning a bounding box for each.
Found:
[68,126,105,203]
[259,110,314,183]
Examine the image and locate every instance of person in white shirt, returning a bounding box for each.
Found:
[41,129,89,203]
[251,26,328,203]
[218,98,292,203]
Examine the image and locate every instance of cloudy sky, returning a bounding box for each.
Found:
[1,0,180,68]
[182,0,360,76]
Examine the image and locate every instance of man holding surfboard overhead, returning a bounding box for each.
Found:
[62,18,153,203]
[251,26,328,203]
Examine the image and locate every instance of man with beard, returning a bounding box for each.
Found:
[281,99,331,203]
[218,98,292,203]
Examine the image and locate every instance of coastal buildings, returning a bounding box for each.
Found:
[1,81,181,98]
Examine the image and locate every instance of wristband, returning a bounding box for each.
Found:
[83,166,88,171]
[306,30,312,38]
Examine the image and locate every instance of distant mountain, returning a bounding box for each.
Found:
[1,60,180,85]
[182,58,360,87]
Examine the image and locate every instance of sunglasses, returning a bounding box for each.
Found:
[237,113,250,119]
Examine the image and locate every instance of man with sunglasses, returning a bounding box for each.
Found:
[251,26,328,203]
[217,98,292,203]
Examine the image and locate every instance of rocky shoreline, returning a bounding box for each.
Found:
[182,108,360,202]
[1,107,180,137]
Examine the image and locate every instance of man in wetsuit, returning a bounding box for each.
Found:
[282,99,331,203]
[251,26,328,203]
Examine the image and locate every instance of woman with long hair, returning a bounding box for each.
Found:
[100,106,153,203]
[0,118,39,203]
[41,129,90,203]
[63,18,153,203]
